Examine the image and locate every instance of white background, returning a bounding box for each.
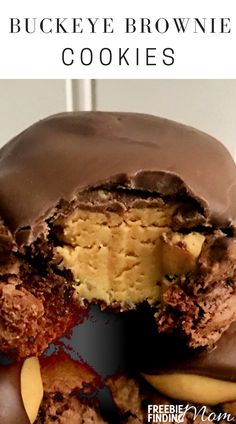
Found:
[0,0,235,78]
[0,1,236,158]
[1,79,236,160]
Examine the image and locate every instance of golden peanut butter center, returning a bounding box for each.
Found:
[56,197,205,306]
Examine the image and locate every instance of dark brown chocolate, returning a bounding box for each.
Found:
[0,362,30,424]
[0,112,235,245]
[139,316,236,382]
[156,234,236,348]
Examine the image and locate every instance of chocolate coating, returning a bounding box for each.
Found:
[0,362,30,424]
[0,112,235,245]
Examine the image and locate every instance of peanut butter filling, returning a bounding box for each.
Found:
[55,200,205,306]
